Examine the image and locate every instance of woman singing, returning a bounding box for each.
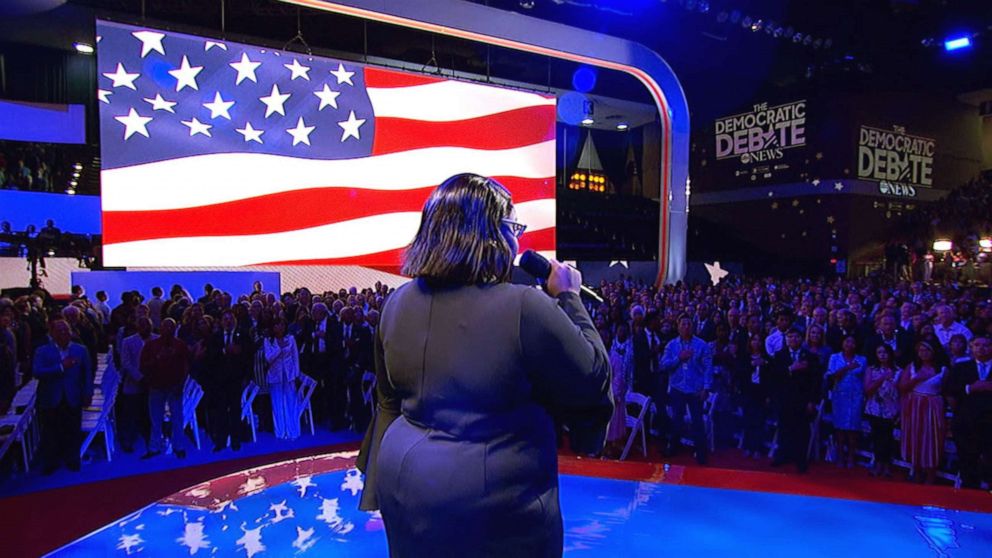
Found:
[357,173,612,557]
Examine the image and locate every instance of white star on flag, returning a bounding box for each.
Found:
[204,41,227,51]
[114,108,153,140]
[284,59,311,81]
[203,92,235,119]
[236,122,264,144]
[705,261,730,286]
[132,30,166,57]
[313,84,341,110]
[169,55,203,91]
[834,182,845,191]
[330,63,355,85]
[287,117,316,146]
[608,260,629,268]
[260,84,291,118]
[97,89,112,104]
[337,110,365,141]
[181,117,212,137]
[143,93,176,113]
[229,52,261,85]
[103,63,140,90]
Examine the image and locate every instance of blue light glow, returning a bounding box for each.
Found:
[572,67,598,93]
[944,36,972,51]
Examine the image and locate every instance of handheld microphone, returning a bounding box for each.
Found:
[518,250,604,303]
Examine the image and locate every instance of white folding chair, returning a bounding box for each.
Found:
[296,374,317,436]
[0,409,33,471]
[362,371,377,418]
[240,382,260,442]
[80,359,120,463]
[620,391,652,461]
[183,377,205,450]
[703,391,718,452]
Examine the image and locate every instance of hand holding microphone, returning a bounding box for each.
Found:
[518,250,603,302]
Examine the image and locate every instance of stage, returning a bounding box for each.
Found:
[46,451,992,557]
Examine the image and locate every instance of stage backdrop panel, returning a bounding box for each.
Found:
[0,191,101,233]
[71,270,280,308]
[96,20,556,268]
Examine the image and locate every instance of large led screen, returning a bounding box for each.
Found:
[96,21,556,267]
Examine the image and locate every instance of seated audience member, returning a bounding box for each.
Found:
[140,318,189,459]
[33,319,93,474]
[945,334,992,489]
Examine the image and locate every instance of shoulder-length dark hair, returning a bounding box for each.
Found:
[402,173,515,284]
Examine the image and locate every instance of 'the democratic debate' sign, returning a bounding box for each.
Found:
[714,100,807,164]
[857,125,935,189]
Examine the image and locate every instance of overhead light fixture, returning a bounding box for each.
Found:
[66,188,76,195]
[581,117,595,125]
[933,239,953,252]
[616,123,629,131]
[74,42,94,55]
[980,239,992,251]
[73,163,83,170]
[944,36,972,52]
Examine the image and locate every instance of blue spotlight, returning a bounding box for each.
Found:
[944,36,972,52]
[572,67,597,93]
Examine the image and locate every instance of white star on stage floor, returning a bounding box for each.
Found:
[330,63,355,85]
[132,30,165,57]
[97,89,112,104]
[181,117,212,137]
[337,110,366,141]
[103,63,140,90]
[114,108,153,140]
[287,117,316,146]
[284,59,311,81]
[314,84,340,110]
[204,41,227,51]
[143,93,176,113]
[260,84,291,117]
[169,55,203,91]
[236,122,264,143]
[705,261,730,286]
[609,260,629,268]
[230,52,261,85]
[203,92,235,119]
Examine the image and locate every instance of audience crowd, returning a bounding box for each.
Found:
[2,273,991,492]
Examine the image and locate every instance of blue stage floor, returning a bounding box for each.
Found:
[50,467,992,557]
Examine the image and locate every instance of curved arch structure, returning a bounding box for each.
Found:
[279,0,690,284]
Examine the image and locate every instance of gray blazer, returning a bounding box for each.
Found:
[358,279,611,557]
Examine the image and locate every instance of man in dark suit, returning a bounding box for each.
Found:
[865,314,914,367]
[946,334,992,489]
[342,306,373,431]
[770,329,820,473]
[302,302,345,429]
[630,306,653,395]
[204,310,252,451]
[827,310,860,353]
[33,319,93,474]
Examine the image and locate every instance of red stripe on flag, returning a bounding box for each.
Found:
[102,177,555,244]
[371,105,556,155]
[364,67,446,88]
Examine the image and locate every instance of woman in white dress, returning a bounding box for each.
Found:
[265,316,301,440]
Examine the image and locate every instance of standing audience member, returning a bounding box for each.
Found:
[825,335,867,468]
[605,323,634,458]
[33,319,92,474]
[863,344,901,478]
[898,341,947,484]
[264,317,301,440]
[119,317,156,453]
[770,329,819,473]
[946,335,992,489]
[739,335,770,458]
[140,318,189,459]
[661,315,713,465]
[205,310,251,451]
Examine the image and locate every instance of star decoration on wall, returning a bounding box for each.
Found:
[609,260,629,268]
[705,261,729,286]
[770,202,779,210]
[827,216,836,224]
[834,182,845,192]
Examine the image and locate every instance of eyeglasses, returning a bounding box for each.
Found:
[501,218,527,238]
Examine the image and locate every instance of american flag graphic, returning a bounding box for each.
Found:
[96,20,556,268]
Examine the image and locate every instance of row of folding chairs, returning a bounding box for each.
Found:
[0,379,39,471]
[80,354,119,462]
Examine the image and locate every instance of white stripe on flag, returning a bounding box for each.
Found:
[101,140,555,211]
[367,81,555,122]
[103,199,556,267]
